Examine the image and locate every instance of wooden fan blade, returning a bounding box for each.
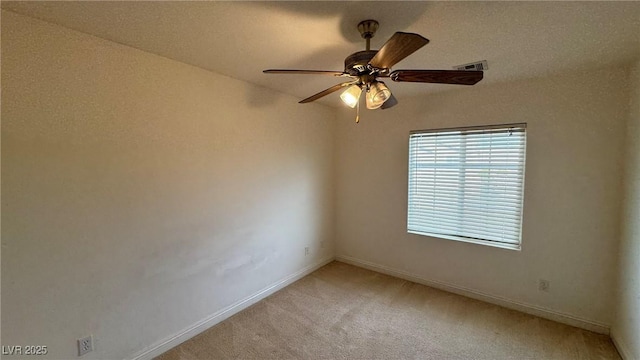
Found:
[299,82,353,103]
[390,70,483,85]
[369,32,429,69]
[380,94,398,109]
[264,69,348,76]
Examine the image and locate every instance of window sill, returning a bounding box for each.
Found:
[407,230,521,251]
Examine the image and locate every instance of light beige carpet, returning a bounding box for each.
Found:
[156,261,619,359]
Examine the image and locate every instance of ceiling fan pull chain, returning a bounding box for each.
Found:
[355,99,360,124]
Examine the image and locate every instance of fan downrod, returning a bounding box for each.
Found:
[357,20,379,51]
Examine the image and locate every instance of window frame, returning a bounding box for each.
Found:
[406,123,527,251]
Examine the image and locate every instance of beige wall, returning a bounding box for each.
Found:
[613,60,640,360]
[1,11,335,359]
[335,67,629,328]
[2,7,638,360]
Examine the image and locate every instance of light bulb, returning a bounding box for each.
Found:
[366,81,391,109]
[340,85,362,108]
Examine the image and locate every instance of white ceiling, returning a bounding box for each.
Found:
[3,1,639,107]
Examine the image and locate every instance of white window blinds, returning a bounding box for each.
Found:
[407,124,526,249]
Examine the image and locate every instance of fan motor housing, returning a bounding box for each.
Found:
[344,50,378,76]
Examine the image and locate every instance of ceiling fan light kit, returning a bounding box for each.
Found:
[366,81,391,109]
[340,84,363,108]
[263,19,484,123]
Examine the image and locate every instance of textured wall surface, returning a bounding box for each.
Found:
[335,67,629,327]
[1,11,335,359]
[613,60,640,360]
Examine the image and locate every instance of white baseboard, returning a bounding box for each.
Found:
[610,328,634,360]
[130,256,335,360]
[336,254,610,335]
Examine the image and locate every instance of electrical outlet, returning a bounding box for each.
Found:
[77,335,93,356]
[304,247,309,256]
[538,279,550,292]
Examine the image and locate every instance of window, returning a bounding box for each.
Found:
[407,123,526,250]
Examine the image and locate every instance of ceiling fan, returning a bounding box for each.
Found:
[263,20,484,122]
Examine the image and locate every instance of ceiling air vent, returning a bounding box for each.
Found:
[453,60,488,71]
